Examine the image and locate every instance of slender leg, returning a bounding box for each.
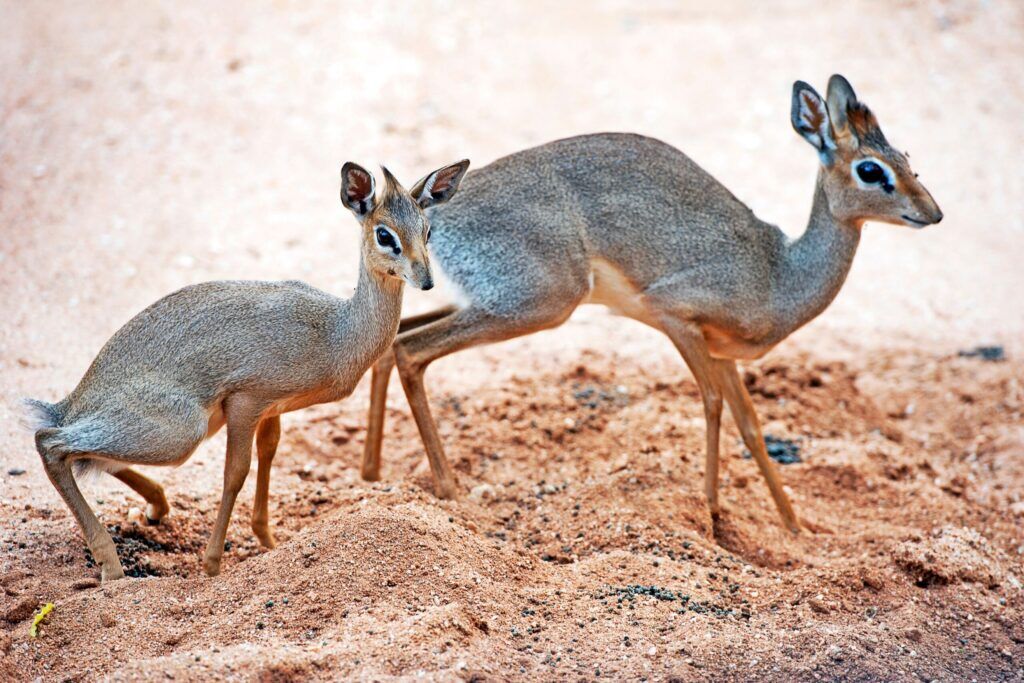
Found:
[659,320,724,516]
[714,360,801,532]
[251,415,281,549]
[362,306,456,482]
[394,350,460,498]
[203,398,259,577]
[112,467,170,524]
[701,388,723,516]
[362,350,396,482]
[392,306,561,499]
[37,444,125,582]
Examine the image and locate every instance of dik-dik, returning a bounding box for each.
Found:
[363,75,942,531]
[26,160,469,581]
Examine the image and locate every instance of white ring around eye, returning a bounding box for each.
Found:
[375,225,401,254]
[851,157,895,190]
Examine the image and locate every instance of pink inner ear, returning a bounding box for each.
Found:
[432,166,459,192]
[347,170,371,200]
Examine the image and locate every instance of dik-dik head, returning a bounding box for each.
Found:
[791,75,942,228]
[341,160,470,289]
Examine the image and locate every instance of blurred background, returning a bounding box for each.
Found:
[2,0,1022,502]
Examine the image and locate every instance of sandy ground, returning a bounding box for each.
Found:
[1,0,1023,680]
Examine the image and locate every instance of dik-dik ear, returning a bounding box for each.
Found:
[825,74,857,139]
[410,159,470,209]
[340,162,376,218]
[791,81,835,155]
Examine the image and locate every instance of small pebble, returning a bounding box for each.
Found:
[958,345,1005,362]
[127,507,146,526]
[6,468,25,476]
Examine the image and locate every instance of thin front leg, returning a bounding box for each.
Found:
[392,306,544,499]
[203,399,259,576]
[41,452,125,582]
[393,352,459,498]
[252,415,281,549]
[362,350,395,482]
[362,306,456,483]
[660,319,724,517]
[702,387,724,516]
[714,360,801,532]
[112,467,170,524]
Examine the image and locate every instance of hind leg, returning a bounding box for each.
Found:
[203,395,260,577]
[37,437,125,582]
[363,306,457,482]
[112,468,170,524]
[251,415,280,549]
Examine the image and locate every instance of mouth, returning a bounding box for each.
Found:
[901,214,931,227]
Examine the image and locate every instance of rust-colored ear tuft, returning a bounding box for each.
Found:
[843,102,889,150]
[846,103,880,139]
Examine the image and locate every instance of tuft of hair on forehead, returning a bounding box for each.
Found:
[845,101,888,148]
[377,166,422,225]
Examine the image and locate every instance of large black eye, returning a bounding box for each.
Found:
[856,161,886,184]
[375,227,400,254]
[425,226,431,243]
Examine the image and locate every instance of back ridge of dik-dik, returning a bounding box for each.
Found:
[362,75,942,532]
[26,159,469,581]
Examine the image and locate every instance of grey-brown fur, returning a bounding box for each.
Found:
[33,279,395,463]
[28,159,468,582]
[363,75,942,531]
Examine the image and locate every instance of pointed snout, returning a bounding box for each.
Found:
[902,180,944,228]
[901,209,942,228]
[409,261,434,291]
[902,200,943,228]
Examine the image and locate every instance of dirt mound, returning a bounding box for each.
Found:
[894,526,1008,588]
[2,350,1022,680]
[2,502,526,680]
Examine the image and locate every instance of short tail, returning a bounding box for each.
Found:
[22,398,62,432]
[23,398,101,479]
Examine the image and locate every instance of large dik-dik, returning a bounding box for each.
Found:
[26,159,469,581]
[363,75,942,531]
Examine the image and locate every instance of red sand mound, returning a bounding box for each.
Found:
[2,351,1021,680]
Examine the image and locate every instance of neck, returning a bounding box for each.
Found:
[336,259,404,368]
[775,170,862,333]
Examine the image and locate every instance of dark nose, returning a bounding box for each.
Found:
[420,277,434,291]
[933,211,943,224]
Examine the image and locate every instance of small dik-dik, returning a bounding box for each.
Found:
[26,160,469,581]
[363,75,941,531]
